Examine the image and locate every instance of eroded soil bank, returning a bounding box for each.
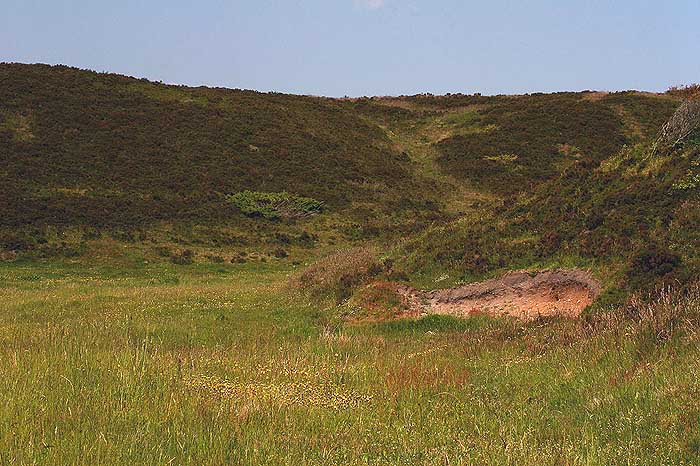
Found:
[397,269,601,321]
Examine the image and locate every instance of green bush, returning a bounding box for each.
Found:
[226,191,324,220]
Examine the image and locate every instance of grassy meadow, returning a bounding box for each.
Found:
[2,261,700,465]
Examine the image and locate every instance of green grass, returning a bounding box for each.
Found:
[2,262,700,464]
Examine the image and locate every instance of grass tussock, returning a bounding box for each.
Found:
[521,283,700,359]
[289,247,384,303]
[625,284,700,351]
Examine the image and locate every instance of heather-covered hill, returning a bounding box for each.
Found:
[0,64,438,257]
[350,91,679,195]
[391,97,700,304]
[0,65,436,224]
[0,63,689,276]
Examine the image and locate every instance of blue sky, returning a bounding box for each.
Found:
[2,0,699,96]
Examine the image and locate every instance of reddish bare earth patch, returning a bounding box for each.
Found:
[347,281,423,323]
[396,269,601,321]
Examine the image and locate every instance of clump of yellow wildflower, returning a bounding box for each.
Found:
[185,375,372,410]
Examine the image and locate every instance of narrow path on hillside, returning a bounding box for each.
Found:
[372,107,498,215]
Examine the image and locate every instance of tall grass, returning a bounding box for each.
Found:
[2,262,700,464]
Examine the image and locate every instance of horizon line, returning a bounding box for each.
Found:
[2,60,684,99]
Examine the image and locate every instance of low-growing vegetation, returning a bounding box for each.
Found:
[226,191,324,220]
[392,100,700,303]
[289,247,384,303]
[2,262,700,464]
[3,64,700,464]
[0,63,437,254]
[0,64,683,269]
[434,92,677,195]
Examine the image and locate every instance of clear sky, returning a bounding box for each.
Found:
[2,0,699,97]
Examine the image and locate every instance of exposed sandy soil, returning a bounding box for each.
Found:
[396,269,601,321]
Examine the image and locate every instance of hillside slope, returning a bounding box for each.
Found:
[350,91,678,196]
[392,98,700,303]
[0,64,689,286]
[0,64,439,257]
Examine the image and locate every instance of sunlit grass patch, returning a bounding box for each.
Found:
[0,110,34,142]
[483,153,519,162]
[384,360,470,392]
[185,375,372,410]
[373,314,492,334]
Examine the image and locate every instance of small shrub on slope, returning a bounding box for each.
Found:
[627,245,682,288]
[170,249,195,265]
[653,97,700,153]
[226,191,324,220]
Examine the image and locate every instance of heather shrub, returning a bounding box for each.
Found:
[170,249,195,265]
[667,84,700,99]
[627,245,682,287]
[271,248,288,259]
